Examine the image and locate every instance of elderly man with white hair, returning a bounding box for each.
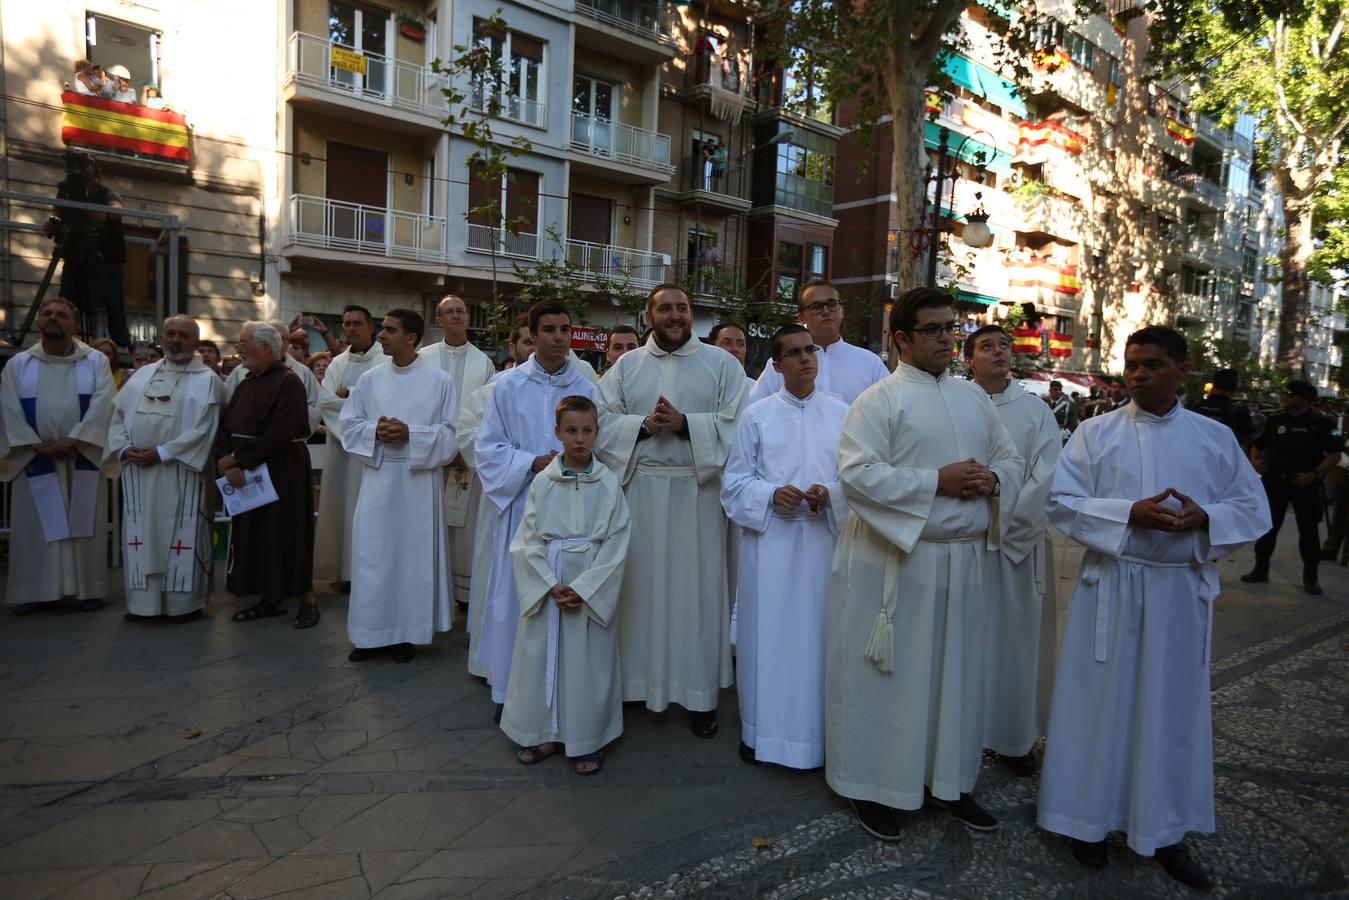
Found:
[224,318,322,435]
[216,321,318,627]
[107,315,224,622]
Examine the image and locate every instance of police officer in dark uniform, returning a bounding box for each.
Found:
[1189,368,1254,451]
[1242,380,1343,594]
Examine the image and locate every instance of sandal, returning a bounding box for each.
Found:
[232,600,286,622]
[292,601,320,629]
[574,752,604,776]
[516,742,561,765]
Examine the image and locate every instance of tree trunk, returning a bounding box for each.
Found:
[889,72,930,297]
[1276,194,1314,376]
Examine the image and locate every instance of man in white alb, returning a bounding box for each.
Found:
[1,298,116,614]
[964,325,1060,775]
[341,309,459,664]
[1039,326,1270,890]
[826,288,1022,839]
[744,280,887,406]
[596,284,747,737]
[722,324,846,769]
[107,314,223,623]
[314,305,385,592]
[419,294,497,608]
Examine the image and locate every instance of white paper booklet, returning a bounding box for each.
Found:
[215,463,279,517]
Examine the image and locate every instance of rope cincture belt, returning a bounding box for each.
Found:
[1080,551,1219,665]
[543,537,595,733]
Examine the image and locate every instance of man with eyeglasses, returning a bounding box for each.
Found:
[223,318,323,435]
[825,287,1022,840]
[722,324,847,770]
[596,284,748,739]
[744,280,888,407]
[310,305,387,595]
[107,315,223,623]
[420,295,497,608]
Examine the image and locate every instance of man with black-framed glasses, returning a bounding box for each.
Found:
[744,280,888,407]
[825,287,1022,841]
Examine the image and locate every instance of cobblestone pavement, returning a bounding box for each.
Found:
[0,536,1343,899]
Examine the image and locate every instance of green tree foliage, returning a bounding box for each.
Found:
[1147,0,1349,374]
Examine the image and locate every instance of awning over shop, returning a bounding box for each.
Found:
[924,121,1012,176]
[938,53,1028,119]
[955,289,1000,306]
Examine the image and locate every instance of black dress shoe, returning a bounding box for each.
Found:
[167,610,202,624]
[1070,838,1108,869]
[925,791,999,831]
[738,741,759,765]
[390,643,415,663]
[1240,571,1268,584]
[1304,582,1324,595]
[690,710,718,739]
[999,752,1038,777]
[348,647,377,662]
[1156,842,1213,891]
[851,799,903,841]
[79,597,104,612]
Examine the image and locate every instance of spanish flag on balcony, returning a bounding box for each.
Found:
[1018,121,1085,154]
[1165,116,1196,145]
[1011,327,1042,354]
[925,90,942,114]
[1057,265,1082,294]
[1048,332,1073,358]
[61,91,190,162]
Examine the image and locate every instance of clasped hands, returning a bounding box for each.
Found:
[215,453,245,488]
[1129,488,1208,532]
[375,415,409,445]
[645,396,685,434]
[33,437,78,461]
[937,458,998,499]
[548,584,584,610]
[773,483,830,513]
[122,447,161,467]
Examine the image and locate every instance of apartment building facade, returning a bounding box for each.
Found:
[831,0,1286,375]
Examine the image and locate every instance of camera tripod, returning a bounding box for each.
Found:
[12,224,107,349]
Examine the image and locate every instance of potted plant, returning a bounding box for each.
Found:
[397,11,426,42]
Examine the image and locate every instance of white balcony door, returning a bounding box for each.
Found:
[328,1,392,98]
[572,76,615,155]
[326,141,389,250]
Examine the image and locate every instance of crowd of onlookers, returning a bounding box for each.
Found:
[70,59,172,110]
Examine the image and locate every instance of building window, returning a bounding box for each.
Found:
[473,20,545,126]
[774,238,830,302]
[1106,56,1122,107]
[1065,32,1096,71]
[806,242,828,278]
[467,162,541,256]
[86,13,160,96]
[767,132,835,217]
[694,31,741,92]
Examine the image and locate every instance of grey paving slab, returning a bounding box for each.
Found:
[294,791,520,855]
[0,799,222,871]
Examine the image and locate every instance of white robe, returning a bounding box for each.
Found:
[313,343,386,582]
[745,338,888,407]
[596,336,747,711]
[1037,402,1271,855]
[340,358,459,647]
[722,388,848,769]
[824,363,1022,809]
[419,340,497,604]
[727,373,753,646]
[475,359,596,703]
[461,379,498,673]
[984,378,1062,756]
[0,342,116,603]
[225,354,322,434]
[502,457,631,756]
[106,358,223,616]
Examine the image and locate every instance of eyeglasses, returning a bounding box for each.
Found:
[779,344,820,359]
[910,321,961,339]
[799,299,842,315]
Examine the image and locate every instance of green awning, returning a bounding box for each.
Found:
[976,0,1021,23]
[937,53,1027,119]
[955,289,1000,306]
[924,121,1012,176]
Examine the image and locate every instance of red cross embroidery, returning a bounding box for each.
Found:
[128,536,144,550]
[170,541,192,556]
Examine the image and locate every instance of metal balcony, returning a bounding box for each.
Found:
[564,239,668,289]
[573,0,672,46]
[287,194,447,263]
[286,32,448,119]
[570,113,674,174]
[466,223,539,260]
[470,85,545,128]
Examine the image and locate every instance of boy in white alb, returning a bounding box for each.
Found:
[503,396,631,775]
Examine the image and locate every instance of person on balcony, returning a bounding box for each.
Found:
[104,65,137,103]
[71,60,106,96]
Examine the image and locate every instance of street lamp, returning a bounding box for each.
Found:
[926,125,995,286]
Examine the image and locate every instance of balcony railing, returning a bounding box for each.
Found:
[286,33,448,119]
[1184,233,1219,264]
[470,85,546,128]
[1177,292,1214,321]
[681,155,743,198]
[1234,132,1254,156]
[1164,169,1226,209]
[466,223,539,259]
[570,113,674,174]
[1194,113,1230,146]
[574,0,672,45]
[288,194,447,262]
[565,239,667,288]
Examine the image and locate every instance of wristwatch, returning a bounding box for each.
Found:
[639,416,653,437]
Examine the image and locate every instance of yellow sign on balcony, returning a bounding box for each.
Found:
[330,46,367,75]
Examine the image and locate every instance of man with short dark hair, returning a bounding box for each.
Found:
[1189,368,1253,450]
[1242,379,1342,594]
[722,323,847,769]
[342,308,459,664]
[826,288,1021,839]
[597,284,748,738]
[198,340,222,374]
[605,325,640,370]
[314,304,386,593]
[709,322,748,368]
[745,280,887,406]
[1039,326,1270,889]
[473,301,596,702]
[1047,380,1078,441]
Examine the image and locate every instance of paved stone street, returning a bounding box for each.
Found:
[0,535,1343,899]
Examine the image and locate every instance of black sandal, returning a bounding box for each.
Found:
[574,752,604,775]
[292,601,320,629]
[232,600,286,622]
[516,743,561,765]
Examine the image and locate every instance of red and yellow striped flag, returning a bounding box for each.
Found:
[1048,332,1073,358]
[61,91,189,162]
[1011,327,1042,354]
